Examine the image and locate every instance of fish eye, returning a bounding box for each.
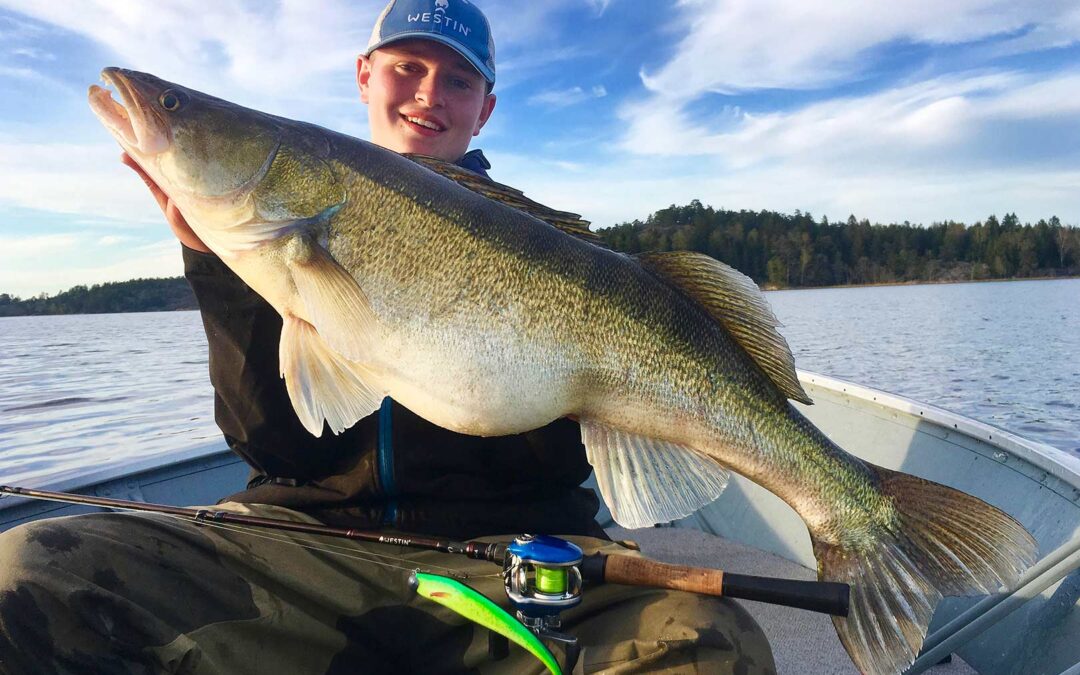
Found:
[159,90,187,112]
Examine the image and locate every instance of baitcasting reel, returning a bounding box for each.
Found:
[503,534,583,668]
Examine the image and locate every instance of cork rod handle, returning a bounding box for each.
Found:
[603,553,726,595]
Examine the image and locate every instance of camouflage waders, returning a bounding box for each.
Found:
[0,503,775,674]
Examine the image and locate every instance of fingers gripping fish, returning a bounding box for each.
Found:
[90,68,1037,674]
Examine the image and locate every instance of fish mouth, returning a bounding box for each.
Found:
[88,68,170,155]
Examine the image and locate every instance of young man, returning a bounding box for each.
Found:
[0,2,775,672]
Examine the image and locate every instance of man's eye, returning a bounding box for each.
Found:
[450,78,471,90]
[397,63,419,73]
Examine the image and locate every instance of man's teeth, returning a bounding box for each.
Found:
[406,116,443,131]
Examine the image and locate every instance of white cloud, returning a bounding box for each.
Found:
[0,0,592,98]
[484,0,588,51]
[617,69,1080,169]
[10,46,55,60]
[584,0,614,17]
[1,237,182,298]
[581,2,1080,230]
[528,84,608,108]
[0,12,46,39]
[580,66,1080,227]
[644,0,1079,97]
[0,65,40,80]
[0,233,78,259]
[0,141,167,223]
[492,149,1080,233]
[97,235,132,246]
[0,0,378,101]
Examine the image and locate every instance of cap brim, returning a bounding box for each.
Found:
[365,33,495,85]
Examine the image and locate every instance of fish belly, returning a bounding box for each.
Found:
[371,322,577,437]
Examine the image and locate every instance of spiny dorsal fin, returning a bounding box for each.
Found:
[404,153,599,243]
[636,251,811,405]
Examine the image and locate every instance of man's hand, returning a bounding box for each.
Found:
[121,152,211,253]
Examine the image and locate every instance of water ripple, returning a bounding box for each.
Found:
[2,280,1079,487]
[0,311,218,484]
[767,278,1080,454]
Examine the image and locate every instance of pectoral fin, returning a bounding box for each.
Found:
[279,315,383,436]
[191,142,347,260]
[580,421,730,528]
[285,239,378,363]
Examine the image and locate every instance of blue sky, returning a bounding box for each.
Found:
[1,0,1078,298]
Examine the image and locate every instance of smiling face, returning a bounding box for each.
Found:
[357,39,496,161]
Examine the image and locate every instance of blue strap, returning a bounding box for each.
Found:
[378,397,398,526]
[377,397,397,495]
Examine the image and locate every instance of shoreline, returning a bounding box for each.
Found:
[4,274,1078,317]
[762,273,1080,292]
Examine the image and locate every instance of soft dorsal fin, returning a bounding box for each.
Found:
[636,251,811,405]
[404,153,599,244]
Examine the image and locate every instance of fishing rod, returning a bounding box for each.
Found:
[1,484,850,673]
[1,484,848,615]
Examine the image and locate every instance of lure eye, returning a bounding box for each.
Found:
[159,89,187,112]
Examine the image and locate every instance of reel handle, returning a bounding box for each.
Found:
[583,554,849,617]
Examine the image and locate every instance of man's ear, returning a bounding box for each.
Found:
[473,93,497,136]
[357,54,372,104]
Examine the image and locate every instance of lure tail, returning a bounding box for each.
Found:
[813,464,1037,674]
[409,572,562,674]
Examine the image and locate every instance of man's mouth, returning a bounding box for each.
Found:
[401,113,446,135]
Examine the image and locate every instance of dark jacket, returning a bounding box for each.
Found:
[184,150,603,539]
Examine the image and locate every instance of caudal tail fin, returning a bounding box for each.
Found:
[813,464,1037,675]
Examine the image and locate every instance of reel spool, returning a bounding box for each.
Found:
[503,534,583,668]
[504,534,583,627]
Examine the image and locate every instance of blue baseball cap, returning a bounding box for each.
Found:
[366,0,496,85]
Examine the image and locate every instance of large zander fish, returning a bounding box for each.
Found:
[90,68,1036,674]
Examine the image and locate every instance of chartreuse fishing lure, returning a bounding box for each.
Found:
[409,572,561,675]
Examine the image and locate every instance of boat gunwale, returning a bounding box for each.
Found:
[797,369,1080,494]
[0,440,240,512]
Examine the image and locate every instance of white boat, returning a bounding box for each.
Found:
[3,371,1077,674]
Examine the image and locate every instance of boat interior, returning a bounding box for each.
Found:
[2,372,1077,674]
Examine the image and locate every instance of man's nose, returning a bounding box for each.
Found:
[415,74,446,108]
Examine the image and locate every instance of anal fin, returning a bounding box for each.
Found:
[580,421,730,528]
[279,315,383,436]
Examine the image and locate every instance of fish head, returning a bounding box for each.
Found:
[89,68,345,254]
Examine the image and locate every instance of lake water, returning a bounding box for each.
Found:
[1,278,1077,486]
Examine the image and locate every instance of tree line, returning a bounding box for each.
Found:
[598,201,1080,288]
[3,203,1078,315]
[0,278,197,317]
